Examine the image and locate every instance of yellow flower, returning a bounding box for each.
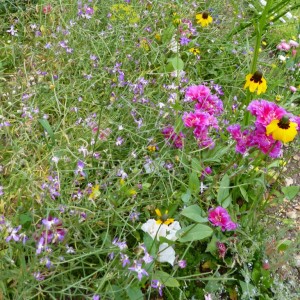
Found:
[147,145,156,152]
[275,95,282,102]
[155,209,174,225]
[196,12,213,27]
[88,184,100,200]
[139,38,149,51]
[244,71,267,95]
[154,33,161,41]
[266,116,298,143]
[189,47,200,55]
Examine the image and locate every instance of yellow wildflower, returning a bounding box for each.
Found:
[196,12,213,27]
[155,209,174,225]
[266,116,298,143]
[244,71,267,95]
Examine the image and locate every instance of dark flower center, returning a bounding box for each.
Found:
[202,12,209,19]
[250,70,263,83]
[278,115,290,129]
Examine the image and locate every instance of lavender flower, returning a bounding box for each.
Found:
[6,225,22,242]
[128,261,149,281]
[151,279,164,296]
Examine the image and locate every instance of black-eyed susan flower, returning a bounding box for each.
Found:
[155,209,174,225]
[266,115,298,143]
[244,70,267,95]
[189,47,200,55]
[196,12,213,27]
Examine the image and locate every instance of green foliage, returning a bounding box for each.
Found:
[0,0,299,299]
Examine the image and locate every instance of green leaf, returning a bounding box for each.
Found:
[38,118,55,146]
[143,233,157,256]
[189,172,200,193]
[217,174,231,207]
[161,25,175,44]
[191,158,201,173]
[205,234,218,255]
[126,286,144,300]
[181,189,191,203]
[181,204,207,223]
[168,56,184,71]
[177,223,213,242]
[239,186,249,202]
[282,185,299,201]
[153,270,180,287]
[277,239,292,252]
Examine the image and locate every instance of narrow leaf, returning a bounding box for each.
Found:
[38,119,55,145]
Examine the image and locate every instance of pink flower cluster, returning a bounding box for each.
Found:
[227,100,300,158]
[208,206,238,231]
[183,84,223,148]
[277,39,299,51]
[161,125,185,149]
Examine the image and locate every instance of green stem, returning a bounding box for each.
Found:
[244,0,273,125]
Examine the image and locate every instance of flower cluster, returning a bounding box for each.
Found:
[141,212,181,266]
[161,125,185,149]
[183,84,223,148]
[1,216,27,244]
[208,207,238,231]
[36,216,67,255]
[228,100,300,158]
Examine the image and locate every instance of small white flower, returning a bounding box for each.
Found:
[259,0,266,6]
[285,12,293,19]
[278,55,286,62]
[279,17,286,23]
[157,243,176,265]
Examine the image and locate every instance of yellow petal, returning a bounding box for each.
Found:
[155,208,162,217]
[266,120,279,135]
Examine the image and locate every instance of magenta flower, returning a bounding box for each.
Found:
[161,126,185,149]
[185,85,211,102]
[182,110,211,128]
[247,100,287,127]
[208,207,237,231]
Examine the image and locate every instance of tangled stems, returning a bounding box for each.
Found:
[244,0,273,126]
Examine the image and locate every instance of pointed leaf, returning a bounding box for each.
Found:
[282,186,299,201]
[177,223,213,242]
[181,204,207,223]
[153,270,180,287]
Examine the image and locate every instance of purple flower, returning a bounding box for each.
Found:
[42,216,61,230]
[128,261,148,281]
[151,279,164,296]
[7,25,18,36]
[142,252,153,264]
[75,160,86,177]
[180,37,190,45]
[120,253,130,267]
[112,238,127,250]
[178,260,187,268]
[92,295,100,300]
[6,225,22,242]
[36,237,45,254]
[129,210,140,222]
[33,271,45,281]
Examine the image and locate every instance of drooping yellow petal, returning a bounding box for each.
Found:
[155,208,162,217]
